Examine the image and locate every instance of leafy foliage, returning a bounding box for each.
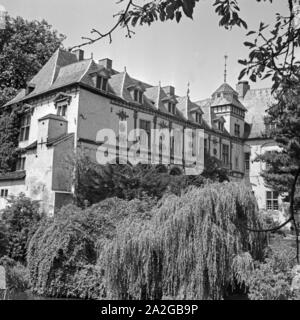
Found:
[27,183,265,299]
[73,149,229,207]
[232,235,300,300]
[100,182,265,299]
[0,256,30,293]
[0,15,65,172]
[1,193,43,264]
[0,104,26,173]
[255,82,300,259]
[0,15,65,106]
[0,220,8,258]
[72,0,257,49]
[27,197,155,298]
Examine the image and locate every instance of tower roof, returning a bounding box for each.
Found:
[213,83,238,96]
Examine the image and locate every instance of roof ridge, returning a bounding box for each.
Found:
[120,71,128,100]
[49,49,60,86]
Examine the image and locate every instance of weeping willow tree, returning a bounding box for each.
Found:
[100,182,266,300]
[27,182,266,299]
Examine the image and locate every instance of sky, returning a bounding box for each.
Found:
[0,0,289,100]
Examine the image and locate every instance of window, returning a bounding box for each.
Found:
[16,157,26,171]
[218,121,224,131]
[57,104,67,117]
[235,156,239,170]
[19,114,31,141]
[134,89,143,104]
[139,119,151,148]
[0,189,8,198]
[96,76,108,91]
[204,139,208,153]
[168,102,176,115]
[245,152,250,170]
[170,135,175,160]
[195,113,201,124]
[234,124,240,137]
[266,191,279,210]
[222,144,229,165]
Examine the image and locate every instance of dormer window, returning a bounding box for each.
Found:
[96,76,108,91]
[168,102,176,115]
[218,121,224,131]
[54,92,72,118]
[195,113,202,124]
[134,89,143,104]
[57,104,67,117]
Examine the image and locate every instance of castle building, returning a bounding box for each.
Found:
[0,49,285,217]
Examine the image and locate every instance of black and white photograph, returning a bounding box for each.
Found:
[0,0,300,310]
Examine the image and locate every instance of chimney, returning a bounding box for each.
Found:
[236,81,250,98]
[163,86,175,96]
[98,58,112,70]
[38,114,68,146]
[74,49,84,61]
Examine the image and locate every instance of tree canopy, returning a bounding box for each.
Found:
[0,15,65,173]
[0,15,65,106]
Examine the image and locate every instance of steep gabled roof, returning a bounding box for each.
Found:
[4,49,82,107]
[196,99,211,125]
[213,83,238,95]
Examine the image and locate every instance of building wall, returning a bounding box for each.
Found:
[26,146,55,216]
[0,88,80,215]
[244,139,288,223]
[52,136,74,193]
[222,114,244,138]
[231,142,244,173]
[78,88,205,172]
[0,180,26,209]
[19,88,79,150]
[0,147,55,215]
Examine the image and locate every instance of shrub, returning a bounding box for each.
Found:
[0,256,30,293]
[1,193,43,263]
[27,197,155,298]
[247,238,297,300]
[74,152,229,206]
[232,235,298,300]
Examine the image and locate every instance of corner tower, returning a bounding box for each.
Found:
[210,82,247,138]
